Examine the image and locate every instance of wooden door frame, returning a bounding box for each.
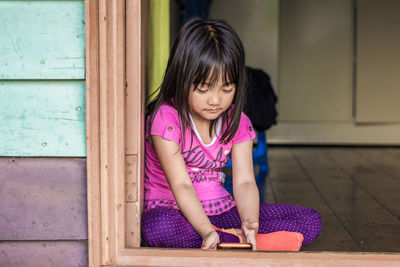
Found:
[85,0,400,266]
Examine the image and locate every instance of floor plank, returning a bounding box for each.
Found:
[290,147,400,252]
[264,176,276,204]
[355,148,400,181]
[324,148,400,218]
[265,148,359,251]
[229,146,400,252]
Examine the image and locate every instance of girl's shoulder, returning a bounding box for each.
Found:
[231,112,256,144]
[157,102,178,114]
[238,112,252,126]
[147,102,182,143]
[152,102,180,123]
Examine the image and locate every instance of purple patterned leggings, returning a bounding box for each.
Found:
[141,203,322,248]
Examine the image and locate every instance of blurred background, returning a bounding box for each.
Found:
[152,0,400,145]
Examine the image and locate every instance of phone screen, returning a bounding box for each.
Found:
[217,243,252,250]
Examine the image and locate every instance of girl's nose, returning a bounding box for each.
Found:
[208,92,220,105]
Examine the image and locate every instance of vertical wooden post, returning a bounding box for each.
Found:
[126,0,147,247]
[85,0,101,266]
[86,0,127,266]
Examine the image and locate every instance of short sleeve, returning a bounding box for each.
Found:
[148,104,181,144]
[231,112,256,144]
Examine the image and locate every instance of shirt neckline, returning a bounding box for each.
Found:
[189,114,222,147]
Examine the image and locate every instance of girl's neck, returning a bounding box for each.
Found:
[189,110,212,128]
[191,117,209,130]
[189,112,219,145]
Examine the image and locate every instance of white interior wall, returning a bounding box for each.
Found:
[209,0,279,90]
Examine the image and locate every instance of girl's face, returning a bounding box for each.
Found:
[188,74,236,124]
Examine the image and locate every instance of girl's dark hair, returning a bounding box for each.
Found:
[147,18,247,148]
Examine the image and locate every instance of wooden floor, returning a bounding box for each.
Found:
[260,146,400,252]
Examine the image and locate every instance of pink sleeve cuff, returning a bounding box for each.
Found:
[232,112,256,144]
[149,104,181,144]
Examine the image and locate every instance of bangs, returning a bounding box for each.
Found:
[192,50,238,88]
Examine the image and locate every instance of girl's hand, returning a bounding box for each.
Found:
[241,221,259,251]
[201,230,220,250]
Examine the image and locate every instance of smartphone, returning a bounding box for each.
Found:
[217,242,252,250]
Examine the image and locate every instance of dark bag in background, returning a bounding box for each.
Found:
[244,67,278,132]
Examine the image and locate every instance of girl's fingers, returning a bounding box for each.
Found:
[202,243,217,250]
[242,222,259,250]
[245,232,258,251]
[201,243,209,249]
[202,240,212,249]
[201,240,218,250]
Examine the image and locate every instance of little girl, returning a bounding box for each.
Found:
[142,18,321,250]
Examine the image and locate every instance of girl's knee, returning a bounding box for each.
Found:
[308,207,322,230]
[142,208,175,246]
[303,207,322,245]
[141,208,199,248]
[306,207,322,222]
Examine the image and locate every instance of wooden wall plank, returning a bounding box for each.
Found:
[0,81,86,156]
[0,241,87,267]
[0,158,87,240]
[0,0,85,79]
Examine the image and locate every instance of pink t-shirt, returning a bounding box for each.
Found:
[144,103,256,215]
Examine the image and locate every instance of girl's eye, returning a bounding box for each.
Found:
[196,88,207,93]
[223,88,234,93]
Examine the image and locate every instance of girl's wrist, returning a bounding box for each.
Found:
[200,227,216,239]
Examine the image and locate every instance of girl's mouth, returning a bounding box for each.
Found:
[206,109,220,113]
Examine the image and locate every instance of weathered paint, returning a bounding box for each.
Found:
[0,81,86,156]
[0,158,87,240]
[0,241,87,267]
[0,0,88,265]
[0,0,85,79]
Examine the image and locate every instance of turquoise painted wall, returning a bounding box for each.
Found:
[0,0,86,157]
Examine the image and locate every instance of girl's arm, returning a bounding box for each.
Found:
[232,139,260,250]
[152,135,219,249]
